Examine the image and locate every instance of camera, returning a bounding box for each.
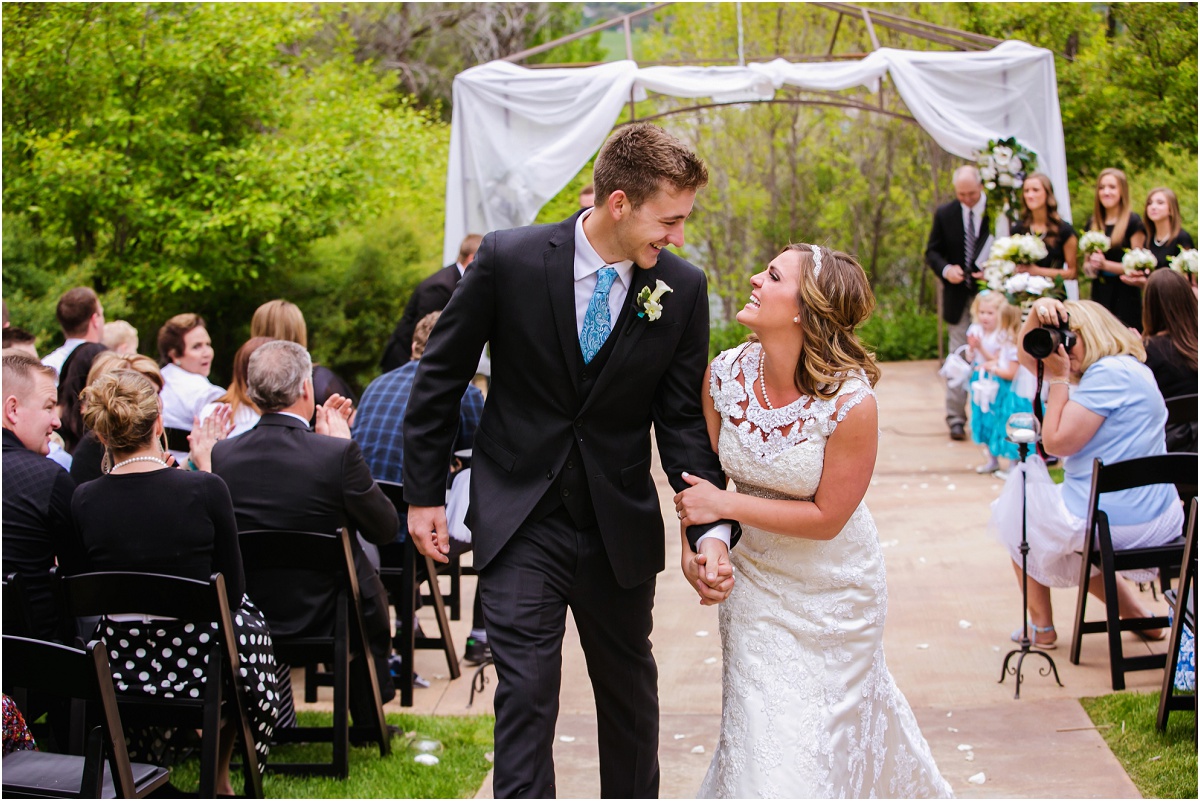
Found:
[1023,316,1076,360]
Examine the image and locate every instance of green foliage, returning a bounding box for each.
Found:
[1080,691,1197,800]
[708,320,751,362]
[169,710,494,798]
[858,292,940,362]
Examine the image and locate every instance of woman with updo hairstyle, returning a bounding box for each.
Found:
[157,313,224,463]
[250,299,356,409]
[676,244,951,797]
[72,370,281,790]
[70,352,163,485]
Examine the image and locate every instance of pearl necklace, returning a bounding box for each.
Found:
[759,351,774,410]
[1153,233,1169,247]
[109,456,169,473]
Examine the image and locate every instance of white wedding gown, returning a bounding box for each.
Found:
[699,345,952,799]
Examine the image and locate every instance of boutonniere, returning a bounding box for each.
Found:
[636,279,673,321]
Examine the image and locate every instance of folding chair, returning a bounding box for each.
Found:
[1158,498,1197,731]
[56,571,264,798]
[3,571,34,637]
[1069,454,1195,690]
[1164,392,1198,454]
[375,480,461,707]
[238,528,390,777]
[2,635,171,799]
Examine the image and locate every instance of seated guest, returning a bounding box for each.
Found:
[70,352,164,485]
[250,300,355,409]
[2,327,38,358]
[211,341,399,718]
[1,352,76,642]
[989,298,1183,649]
[72,370,280,791]
[158,313,224,463]
[41,287,104,384]
[101,320,139,355]
[200,336,274,438]
[353,311,487,664]
[1142,268,1198,452]
[56,342,108,454]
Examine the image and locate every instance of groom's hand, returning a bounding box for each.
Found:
[408,505,451,563]
[681,532,734,605]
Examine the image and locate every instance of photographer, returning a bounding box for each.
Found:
[987,298,1182,649]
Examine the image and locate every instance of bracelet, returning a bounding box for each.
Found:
[1046,379,1071,388]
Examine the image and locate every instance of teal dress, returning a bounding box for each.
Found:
[970,344,1031,461]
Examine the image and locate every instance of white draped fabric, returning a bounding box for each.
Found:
[444,40,1069,263]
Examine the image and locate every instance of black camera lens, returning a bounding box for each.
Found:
[1023,327,1059,360]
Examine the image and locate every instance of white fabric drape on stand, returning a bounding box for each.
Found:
[444,41,1069,263]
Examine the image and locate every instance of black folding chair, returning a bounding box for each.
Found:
[1158,498,1197,731]
[375,480,461,707]
[238,528,390,777]
[2,635,171,799]
[56,571,264,798]
[1164,393,1198,454]
[3,571,34,637]
[1069,454,1195,690]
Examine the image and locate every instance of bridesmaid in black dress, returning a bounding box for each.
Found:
[1084,167,1146,330]
[1011,172,1078,281]
[1144,187,1195,276]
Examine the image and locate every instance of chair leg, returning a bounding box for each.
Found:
[1070,531,1097,665]
[1098,526,1128,691]
[449,556,462,621]
[423,555,461,680]
[398,541,417,708]
[332,595,350,779]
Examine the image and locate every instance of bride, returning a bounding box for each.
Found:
[675,244,952,798]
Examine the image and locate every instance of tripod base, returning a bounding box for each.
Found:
[999,642,1063,699]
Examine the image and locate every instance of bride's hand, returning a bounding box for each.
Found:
[674,472,726,526]
[680,531,734,605]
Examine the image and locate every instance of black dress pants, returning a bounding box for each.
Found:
[479,507,659,799]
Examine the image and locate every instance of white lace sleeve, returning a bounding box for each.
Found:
[821,374,875,438]
[709,346,751,422]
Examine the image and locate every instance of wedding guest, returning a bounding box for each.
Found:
[2,328,38,358]
[1144,187,1195,272]
[1084,168,1146,330]
[250,300,355,409]
[989,298,1182,649]
[41,287,104,384]
[74,369,280,790]
[56,342,108,454]
[101,320,139,355]
[158,313,224,462]
[379,234,482,372]
[200,336,273,439]
[2,352,76,642]
[70,352,164,485]
[926,165,990,441]
[1012,172,1077,279]
[1142,269,1198,452]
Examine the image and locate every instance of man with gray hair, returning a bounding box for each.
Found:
[212,340,399,724]
[926,164,990,441]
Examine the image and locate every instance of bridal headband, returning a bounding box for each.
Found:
[810,244,823,278]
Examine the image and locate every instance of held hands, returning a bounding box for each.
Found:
[408,505,451,564]
[674,472,726,526]
[680,531,734,605]
[315,394,354,439]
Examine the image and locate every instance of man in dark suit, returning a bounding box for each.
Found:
[2,352,76,642]
[926,165,990,441]
[404,124,737,798]
[212,340,400,721]
[380,234,483,373]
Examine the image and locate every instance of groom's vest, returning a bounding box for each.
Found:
[526,299,634,530]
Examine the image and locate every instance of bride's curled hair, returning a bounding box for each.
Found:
[785,243,881,399]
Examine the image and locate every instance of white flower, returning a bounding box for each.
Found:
[1025,275,1056,296]
[1010,155,1023,173]
[1004,273,1030,294]
[647,279,673,304]
[1078,231,1111,255]
[1012,178,1023,190]
[992,146,1014,167]
[984,181,996,191]
[636,280,673,321]
[997,173,1014,188]
[980,166,997,182]
[643,300,664,321]
[1168,248,1198,276]
[1121,248,1157,274]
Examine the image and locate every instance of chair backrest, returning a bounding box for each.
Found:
[2,635,139,797]
[56,570,229,625]
[238,528,363,634]
[3,572,33,636]
[375,479,408,517]
[1165,393,1199,427]
[1091,453,1198,504]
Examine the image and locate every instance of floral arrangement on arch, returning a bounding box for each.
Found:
[975,137,1038,225]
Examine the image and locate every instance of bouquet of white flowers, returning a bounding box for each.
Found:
[1168,248,1198,277]
[975,137,1038,225]
[1121,248,1157,274]
[988,233,1048,266]
[979,256,1057,307]
[1078,230,1111,256]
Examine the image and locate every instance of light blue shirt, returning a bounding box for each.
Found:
[1061,355,1177,524]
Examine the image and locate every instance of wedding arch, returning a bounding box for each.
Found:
[441,3,1070,264]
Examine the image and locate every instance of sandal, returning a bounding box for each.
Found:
[1010,622,1057,650]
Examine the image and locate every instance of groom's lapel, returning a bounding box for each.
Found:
[545,221,582,398]
[580,266,656,409]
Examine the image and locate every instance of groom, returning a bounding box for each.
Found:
[404,123,737,798]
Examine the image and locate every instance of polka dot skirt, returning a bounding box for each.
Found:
[99,595,280,770]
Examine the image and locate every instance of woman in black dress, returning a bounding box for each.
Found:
[1144,187,1195,274]
[1084,167,1147,330]
[1011,171,1078,281]
[72,370,279,793]
[70,352,164,484]
[1142,269,1198,452]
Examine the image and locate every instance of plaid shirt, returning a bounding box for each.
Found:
[352,361,484,486]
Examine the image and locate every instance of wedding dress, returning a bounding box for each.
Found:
[699,344,952,799]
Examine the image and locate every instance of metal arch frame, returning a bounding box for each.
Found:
[615,96,918,128]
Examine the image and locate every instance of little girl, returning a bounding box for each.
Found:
[968,293,1030,476]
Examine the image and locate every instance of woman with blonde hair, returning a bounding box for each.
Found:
[250,299,355,408]
[70,352,164,484]
[675,244,950,798]
[72,370,281,791]
[1084,168,1147,329]
[988,298,1182,650]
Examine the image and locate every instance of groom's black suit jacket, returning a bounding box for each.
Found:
[403,211,733,588]
[926,200,991,324]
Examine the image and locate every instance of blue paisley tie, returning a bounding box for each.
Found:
[580,267,618,364]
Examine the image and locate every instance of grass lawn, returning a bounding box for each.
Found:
[169,710,494,798]
[1079,691,1197,799]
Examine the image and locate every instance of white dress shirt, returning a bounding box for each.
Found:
[41,338,86,384]
[160,363,225,461]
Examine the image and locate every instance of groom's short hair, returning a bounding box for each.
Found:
[593,123,708,209]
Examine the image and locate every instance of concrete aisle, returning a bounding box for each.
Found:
[303,360,1163,798]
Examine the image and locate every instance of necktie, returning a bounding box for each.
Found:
[965,209,977,268]
[580,267,618,364]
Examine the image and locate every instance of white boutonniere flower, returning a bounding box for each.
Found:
[636,279,673,321]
